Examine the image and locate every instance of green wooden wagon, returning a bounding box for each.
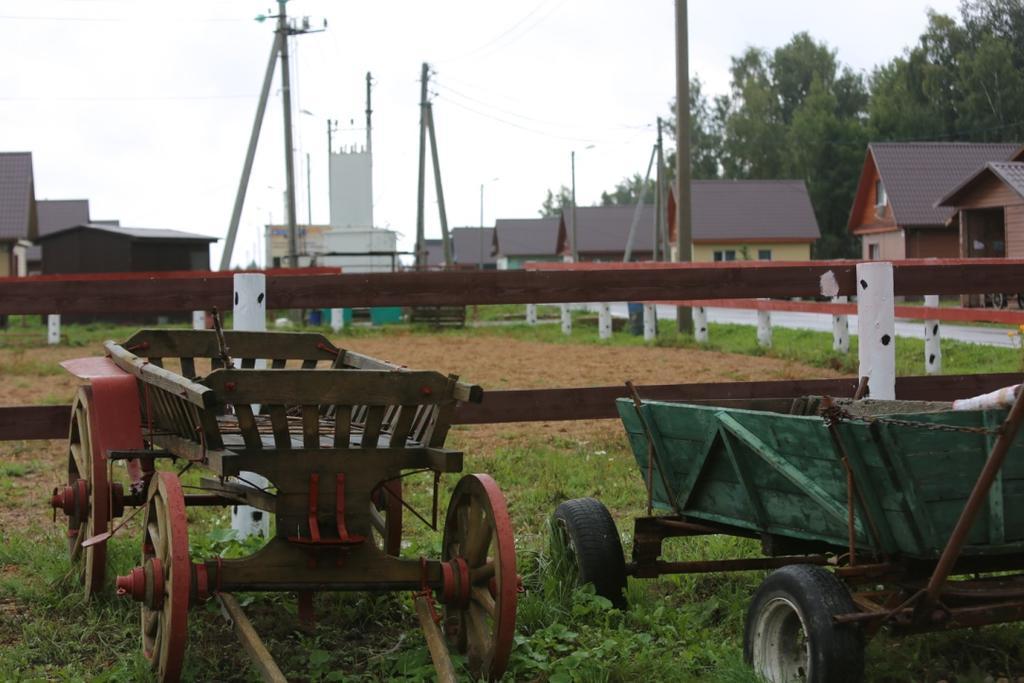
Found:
[51,329,517,682]
[551,390,1024,683]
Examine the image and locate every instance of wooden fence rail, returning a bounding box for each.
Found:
[4,259,1024,315]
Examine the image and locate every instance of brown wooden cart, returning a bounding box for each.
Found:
[51,329,516,682]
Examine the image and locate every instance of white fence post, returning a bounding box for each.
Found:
[598,303,612,339]
[831,296,850,353]
[231,273,271,540]
[924,294,941,375]
[330,308,345,332]
[643,303,657,341]
[192,310,206,330]
[525,304,538,325]
[856,262,896,400]
[693,306,709,343]
[756,308,772,348]
[560,304,572,335]
[47,314,60,345]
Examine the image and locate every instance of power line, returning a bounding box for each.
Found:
[0,13,246,22]
[437,0,568,64]
[0,93,258,102]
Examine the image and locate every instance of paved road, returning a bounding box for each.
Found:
[598,303,1016,348]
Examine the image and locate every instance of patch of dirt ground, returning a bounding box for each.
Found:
[0,330,840,530]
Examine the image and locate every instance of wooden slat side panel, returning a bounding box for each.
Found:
[333,405,352,448]
[389,406,417,448]
[268,405,291,449]
[361,406,386,449]
[301,406,320,448]
[234,404,262,450]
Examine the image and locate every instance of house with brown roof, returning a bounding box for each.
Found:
[672,180,820,262]
[420,229,496,269]
[937,156,1024,260]
[0,152,38,276]
[493,216,564,269]
[847,142,1020,260]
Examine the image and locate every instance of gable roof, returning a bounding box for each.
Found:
[37,199,90,237]
[493,217,563,257]
[663,180,820,249]
[572,205,658,254]
[0,152,37,241]
[451,227,496,266]
[852,142,1020,228]
[937,161,1024,207]
[37,222,217,243]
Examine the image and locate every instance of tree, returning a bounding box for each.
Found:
[538,185,571,218]
[600,174,655,206]
[663,77,723,180]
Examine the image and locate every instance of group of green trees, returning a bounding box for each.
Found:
[542,0,1024,258]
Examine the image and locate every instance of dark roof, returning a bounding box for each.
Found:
[573,205,658,253]
[937,161,1024,207]
[0,152,37,241]
[28,199,92,262]
[36,223,218,242]
[869,142,1020,226]
[493,217,562,257]
[452,227,496,266]
[690,180,819,241]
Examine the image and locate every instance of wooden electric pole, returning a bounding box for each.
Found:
[675,0,694,331]
[426,106,452,267]
[277,0,299,267]
[366,71,374,229]
[655,117,664,262]
[415,63,429,269]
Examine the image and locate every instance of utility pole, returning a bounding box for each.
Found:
[675,0,694,332]
[656,117,667,261]
[426,106,452,267]
[479,183,484,271]
[305,152,312,227]
[415,63,429,269]
[219,2,323,271]
[365,71,374,228]
[277,0,299,268]
[654,118,663,261]
[570,151,578,262]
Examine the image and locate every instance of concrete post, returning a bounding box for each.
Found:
[598,303,612,340]
[47,314,60,345]
[643,303,657,341]
[525,304,538,326]
[856,261,896,400]
[231,273,271,540]
[756,308,772,348]
[560,304,572,335]
[192,310,206,331]
[330,308,345,332]
[831,296,850,353]
[924,294,942,375]
[693,306,708,343]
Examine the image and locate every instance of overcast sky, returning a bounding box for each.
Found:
[0,0,960,268]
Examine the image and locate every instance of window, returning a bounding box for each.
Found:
[758,249,772,261]
[868,243,880,260]
[713,250,736,262]
[874,180,887,207]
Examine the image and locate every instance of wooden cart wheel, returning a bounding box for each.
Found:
[138,471,191,683]
[370,480,403,556]
[60,387,109,598]
[440,474,517,681]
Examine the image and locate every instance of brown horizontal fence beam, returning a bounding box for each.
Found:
[5,373,1019,440]
[4,259,1024,315]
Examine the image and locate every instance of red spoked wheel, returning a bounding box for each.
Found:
[117,471,190,683]
[440,474,517,681]
[370,479,403,556]
[54,387,109,598]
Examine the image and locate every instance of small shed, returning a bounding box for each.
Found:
[28,199,91,273]
[38,223,217,275]
[937,157,1024,260]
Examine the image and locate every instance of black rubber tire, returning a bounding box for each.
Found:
[551,497,627,608]
[744,564,864,683]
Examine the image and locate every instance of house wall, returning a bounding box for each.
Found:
[692,242,810,262]
[0,243,10,277]
[502,254,561,270]
[850,159,898,233]
[1008,205,1024,258]
[947,174,1024,258]
[905,228,959,258]
[42,230,131,274]
[132,242,211,271]
[861,230,906,260]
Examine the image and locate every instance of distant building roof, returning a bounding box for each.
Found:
[452,227,496,266]
[0,152,37,241]
[37,222,218,242]
[572,205,658,254]
[854,142,1020,228]
[28,199,92,262]
[938,161,1024,207]
[493,217,563,257]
